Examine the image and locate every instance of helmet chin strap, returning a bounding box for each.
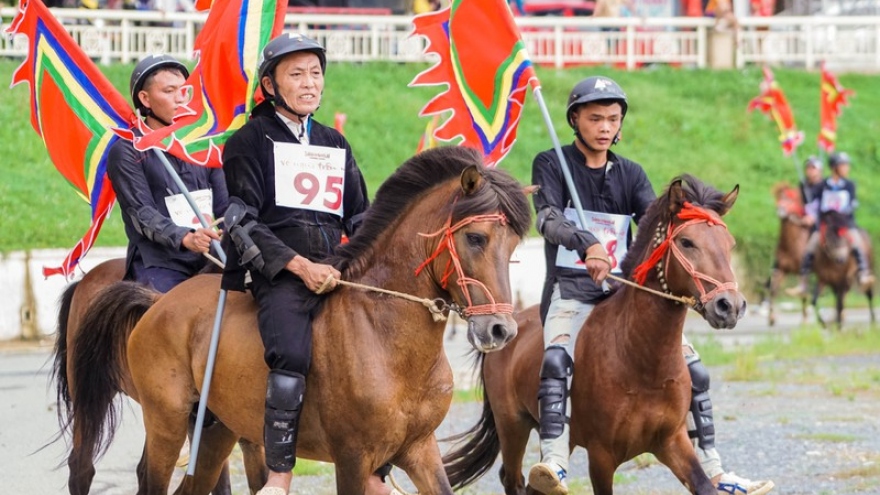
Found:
[138,108,173,128]
[269,76,313,122]
[574,129,621,153]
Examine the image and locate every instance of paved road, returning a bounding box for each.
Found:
[1,306,874,494]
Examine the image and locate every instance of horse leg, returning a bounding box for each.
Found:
[867,288,876,325]
[813,282,826,329]
[767,269,783,326]
[172,422,238,495]
[495,415,533,495]
[239,438,269,493]
[394,436,455,495]
[585,447,618,495]
[653,431,716,495]
[835,287,845,330]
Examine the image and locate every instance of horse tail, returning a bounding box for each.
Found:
[442,354,500,490]
[51,280,79,435]
[67,281,159,466]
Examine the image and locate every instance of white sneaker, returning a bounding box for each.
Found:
[716,471,775,495]
[528,462,568,495]
[255,488,288,495]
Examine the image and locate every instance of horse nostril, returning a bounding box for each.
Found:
[715,297,731,315]
[491,323,507,341]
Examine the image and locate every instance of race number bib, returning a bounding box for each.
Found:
[555,208,631,274]
[164,189,214,228]
[274,142,346,217]
[820,189,851,213]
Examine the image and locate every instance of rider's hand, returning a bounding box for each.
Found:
[583,243,611,284]
[182,227,221,254]
[286,256,342,294]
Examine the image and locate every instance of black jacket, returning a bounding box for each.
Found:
[221,101,370,291]
[106,135,229,277]
[532,145,655,313]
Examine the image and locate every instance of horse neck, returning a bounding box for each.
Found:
[779,216,808,252]
[607,282,689,377]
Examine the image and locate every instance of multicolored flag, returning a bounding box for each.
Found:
[748,66,804,157]
[410,0,539,167]
[125,0,287,167]
[415,115,441,153]
[817,62,854,153]
[6,0,134,277]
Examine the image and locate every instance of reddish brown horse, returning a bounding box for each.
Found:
[761,183,810,326]
[811,211,875,329]
[53,261,268,494]
[65,146,531,494]
[443,175,744,495]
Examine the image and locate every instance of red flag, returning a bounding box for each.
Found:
[415,115,440,153]
[334,112,347,135]
[6,0,134,277]
[748,66,804,157]
[410,0,539,167]
[818,62,854,153]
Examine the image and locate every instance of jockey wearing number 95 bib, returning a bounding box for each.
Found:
[220,33,398,495]
[107,54,228,293]
[528,76,774,495]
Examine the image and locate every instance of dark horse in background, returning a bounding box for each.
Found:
[53,263,268,493]
[443,175,744,495]
[759,183,810,326]
[811,210,875,329]
[62,146,532,494]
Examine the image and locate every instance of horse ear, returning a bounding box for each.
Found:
[719,184,740,216]
[668,179,685,215]
[523,184,540,196]
[460,165,483,196]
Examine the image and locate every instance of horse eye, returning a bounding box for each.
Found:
[680,238,695,249]
[466,233,487,249]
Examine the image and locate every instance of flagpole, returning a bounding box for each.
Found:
[531,87,610,293]
[151,148,227,477]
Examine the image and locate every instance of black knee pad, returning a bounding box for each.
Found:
[686,355,715,450]
[375,462,393,481]
[537,345,572,440]
[264,370,306,472]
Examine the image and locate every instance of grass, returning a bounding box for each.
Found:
[2,60,879,291]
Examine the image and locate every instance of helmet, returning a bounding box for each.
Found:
[828,151,851,169]
[257,33,326,83]
[566,76,628,129]
[803,155,822,170]
[130,54,189,111]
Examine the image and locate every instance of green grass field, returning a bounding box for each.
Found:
[1,60,878,291]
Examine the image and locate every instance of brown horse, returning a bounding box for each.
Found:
[443,175,745,495]
[65,146,531,494]
[760,183,810,326]
[53,260,268,494]
[811,210,875,329]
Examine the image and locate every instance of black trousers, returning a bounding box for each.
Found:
[250,270,321,377]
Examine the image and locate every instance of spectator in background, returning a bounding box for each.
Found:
[592,0,637,19]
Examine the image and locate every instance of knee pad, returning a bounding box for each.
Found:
[264,370,306,472]
[686,355,715,450]
[537,345,572,440]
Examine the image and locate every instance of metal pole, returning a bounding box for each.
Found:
[151,149,227,476]
[531,87,610,293]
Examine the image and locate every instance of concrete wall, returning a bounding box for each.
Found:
[0,240,549,342]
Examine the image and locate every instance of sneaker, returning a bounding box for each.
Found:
[786,281,809,297]
[716,471,775,495]
[528,462,569,495]
[255,488,287,495]
[858,272,875,291]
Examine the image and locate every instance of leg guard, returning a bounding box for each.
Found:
[375,462,392,482]
[537,345,572,440]
[264,370,306,473]
[800,251,815,275]
[853,245,870,274]
[686,355,715,450]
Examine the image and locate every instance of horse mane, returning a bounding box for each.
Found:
[329,146,532,278]
[620,174,727,278]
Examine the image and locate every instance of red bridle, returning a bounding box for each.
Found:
[415,212,512,317]
[632,202,738,306]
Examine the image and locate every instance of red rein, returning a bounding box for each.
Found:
[415,213,512,317]
[633,202,737,305]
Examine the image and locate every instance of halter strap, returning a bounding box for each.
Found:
[632,201,737,306]
[414,212,512,317]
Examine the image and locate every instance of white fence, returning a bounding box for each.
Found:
[1,8,880,70]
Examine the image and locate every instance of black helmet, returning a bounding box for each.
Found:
[258,32,326,83]
[828,151,851,169]
[804,155,822,170]
[130,54,189,111]
[566,76,628,129]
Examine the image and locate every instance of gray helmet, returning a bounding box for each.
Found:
[258,32,326,83]
[566,76,628,129]
[828,151,851,169]
[130,54,189,111]
[804,155,822,170]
